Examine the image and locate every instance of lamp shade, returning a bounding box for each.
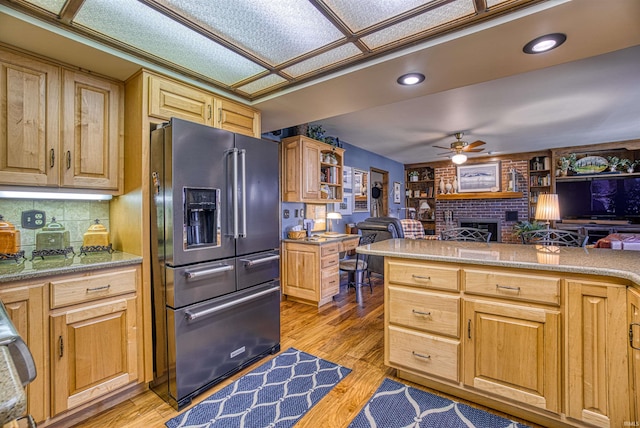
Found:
[327,212,342,220]
[535,194,560,221]
[451,153,467,165]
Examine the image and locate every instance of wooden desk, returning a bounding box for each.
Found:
[281,235,359,306]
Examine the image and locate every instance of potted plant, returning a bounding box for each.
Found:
[558,153,577,176]
[607,156,624,172]
[408,171,420,182]
[306,124,326,142]
[512,220,545,242]
[629,160,640,173]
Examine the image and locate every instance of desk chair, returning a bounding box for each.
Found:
[521,228,588,247]
[339,233,377,304]
[440,227,492,242]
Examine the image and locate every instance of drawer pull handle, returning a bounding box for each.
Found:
[412,274,431,280]
[412,309,431,316]
[186,264,234,279]
[86,284,111,293]
[496,284,520,292]
[412,351,431,360]
[630,323,640,350]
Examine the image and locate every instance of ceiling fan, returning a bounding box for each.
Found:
[433,132,486,164]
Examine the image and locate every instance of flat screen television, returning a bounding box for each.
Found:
[556,176,640,222]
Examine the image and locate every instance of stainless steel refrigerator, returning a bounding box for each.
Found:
[149,117,280,410]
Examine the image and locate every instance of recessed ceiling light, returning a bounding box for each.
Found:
[523,33,567,54]
[397,73,425,86]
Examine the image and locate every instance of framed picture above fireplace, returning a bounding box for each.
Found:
[457,162,500,193]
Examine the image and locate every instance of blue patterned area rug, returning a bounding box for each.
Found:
[165,348,351,428]
[349,379,531,428]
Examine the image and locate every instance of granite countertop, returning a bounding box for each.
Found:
[0,345,26,426]
[282,233,360,245]
[0,251,142,284]
[357,239,640,285]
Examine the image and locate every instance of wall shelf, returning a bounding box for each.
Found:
[437,191,523,200]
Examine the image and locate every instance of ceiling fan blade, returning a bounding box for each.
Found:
[465,140,486,149]
[465,148,485,153]
[437,151,452,156]
[433,145,452,151]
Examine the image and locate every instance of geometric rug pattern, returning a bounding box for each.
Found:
[165,348,351,428]
[349,378,531,428]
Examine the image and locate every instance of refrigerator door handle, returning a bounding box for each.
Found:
[230,148,239,239]
[240,254,280,266]
[239,148,247,238]
[185,264,234,279]
[185,286,280,321]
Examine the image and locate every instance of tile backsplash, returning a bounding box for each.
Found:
[0,199,110,256]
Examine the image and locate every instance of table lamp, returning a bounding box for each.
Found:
[326,212,342,234]
[535,193,560,228]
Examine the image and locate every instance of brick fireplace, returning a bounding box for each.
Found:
[435,160,529,244]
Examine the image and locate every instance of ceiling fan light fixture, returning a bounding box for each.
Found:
[452,153,467,165]
[523,33,567,54]
[397,73,425,86]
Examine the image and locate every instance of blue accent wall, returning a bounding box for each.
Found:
[281,140,405,238]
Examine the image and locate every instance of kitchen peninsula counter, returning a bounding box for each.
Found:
[358,238,640,428]
[357,238,640,285]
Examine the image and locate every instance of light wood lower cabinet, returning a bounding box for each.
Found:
[50,296,138,416]
[0,283,47,423]
[385,257,636,427]
[282,241,339,306]
[0,264,142,424]
[566,279,630,427]
[464,299,560,413]
[628,288,640,426]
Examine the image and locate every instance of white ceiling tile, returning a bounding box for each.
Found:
[74,0,266,85]
[322,0,437,32]
[23,0,65,14]
[282,43,362,78]
[237,74,288,95]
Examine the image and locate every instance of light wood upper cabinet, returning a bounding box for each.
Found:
[148,75,214,125]
[281,135,344,203]
[62,70,122,191]
[0,48,60,186]
[566,279,630,428]
[464,299,560,413]
[214,97,261,137]
[147,73,261,137]
[0,46,123,193]
[0,283,47,423]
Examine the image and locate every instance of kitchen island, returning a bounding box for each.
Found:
[357,239,640,428]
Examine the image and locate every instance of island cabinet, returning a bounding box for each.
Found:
[0,45,123,193]
[383,256,635,428]
[565,279,629,428]
[281,135,344,203]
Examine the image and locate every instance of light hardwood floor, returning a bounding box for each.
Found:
[70,275,540,427]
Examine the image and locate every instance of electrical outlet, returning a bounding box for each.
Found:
[294,209,299,218]
[22,210,46,229]
[283,209,290,219]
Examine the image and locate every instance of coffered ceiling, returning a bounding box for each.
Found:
[2,0,640,164]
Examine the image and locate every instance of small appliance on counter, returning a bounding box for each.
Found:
[80,219,112,255]
[0,215,23,262]
[32,217,73,260]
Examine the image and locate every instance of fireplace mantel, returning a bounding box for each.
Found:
[437,191,523,200]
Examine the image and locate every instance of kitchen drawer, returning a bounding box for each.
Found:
[388,285,460,338]
[320,243,339,257]
[321,254,338,269]
[464,269,560,305]
[387,259,459,291]
[50,268,137,308]
[388,325,459,382]
[321,267,339,299]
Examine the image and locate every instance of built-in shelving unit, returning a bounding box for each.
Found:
[528,155,552,220]
[405,166,435,233]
